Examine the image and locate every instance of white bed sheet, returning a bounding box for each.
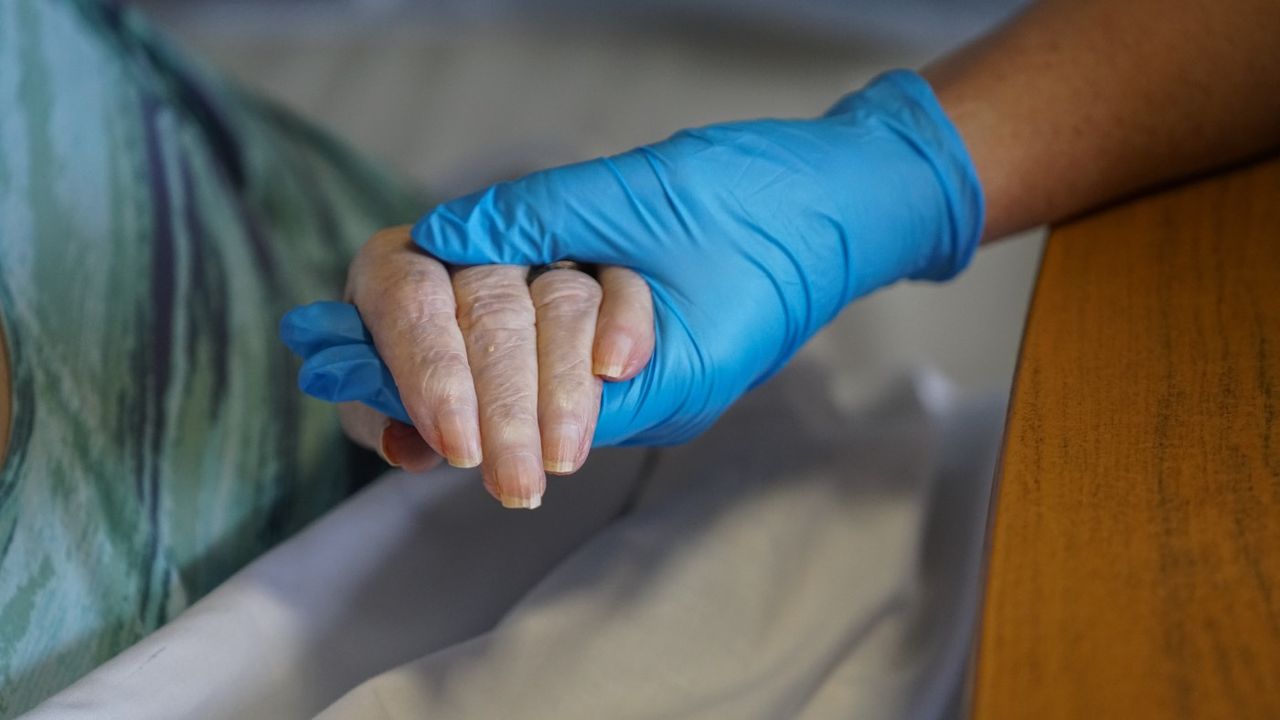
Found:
[23,362,1002,719]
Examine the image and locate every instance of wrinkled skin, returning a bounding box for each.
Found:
[339,226,654,508]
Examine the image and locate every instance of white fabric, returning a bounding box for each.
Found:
[23,363,1002,720]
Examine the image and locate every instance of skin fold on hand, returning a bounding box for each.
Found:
[341,226,654,509]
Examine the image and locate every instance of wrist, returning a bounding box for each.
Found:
[822,70,986,294]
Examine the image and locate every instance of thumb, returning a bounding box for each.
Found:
[411,153,668,269]
[593,363,710,448]
[591,302,719,448]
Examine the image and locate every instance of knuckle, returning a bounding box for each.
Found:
[533,273,602,312]
[352,263,451,325]
[351,227,413,275]
[417,348,472,399]
[403,371,470,420]
[550,355,595,380]
[608,294,655,326]
[452,265,524,291]
[614,282,653,309]
[603,267,646,290]
[378,304,455,340]
[421,343,471,370]
[467,326,535,359]
[484,394,539,433]
[543,373,598,416]
[458,293,535,335]
[369,225,414,250]
[397,290,457,329]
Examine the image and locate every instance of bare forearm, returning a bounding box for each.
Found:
[923,0,1280,241]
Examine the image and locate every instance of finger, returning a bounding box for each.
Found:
[530,267,603,474]
[299,344,411,424]
[380,420,444,473]
[452,264,545,509]
[338,402,443,473]
[593,267,655,380]
[338,401,387,453]
[347,227,481,468]
[280,301,369,358]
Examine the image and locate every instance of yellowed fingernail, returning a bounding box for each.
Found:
[544,423,582,474]
[440,409,481,468]
[595,333,633,379]
[500,493,542,509]
[494,454,544,510]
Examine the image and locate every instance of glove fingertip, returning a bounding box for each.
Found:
[296,344,413,426]
[297,344,380,400]
[298,362,345,402]
[279,305,316,357]
[297,367,330,399]
[280,302,369,357]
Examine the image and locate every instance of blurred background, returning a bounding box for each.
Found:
[136,0,1043,407]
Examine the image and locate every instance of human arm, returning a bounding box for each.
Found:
[925,0,1280,240]
[407,0,1279,443]
[286,0,1280,508]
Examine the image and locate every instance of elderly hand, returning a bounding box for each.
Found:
[281,226,654,508]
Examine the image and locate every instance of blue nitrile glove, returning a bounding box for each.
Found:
[281,301,413,424]
[283,69,984,446]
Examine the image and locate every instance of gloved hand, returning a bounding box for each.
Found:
[289,69,983,448]
[283,227,656,507]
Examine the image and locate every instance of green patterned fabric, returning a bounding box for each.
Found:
[0,1,423,714]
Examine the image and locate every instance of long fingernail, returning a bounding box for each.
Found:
[595,333,633,379]
[544,423,582,474]
[439,408,481,468]
[494,454,544,509]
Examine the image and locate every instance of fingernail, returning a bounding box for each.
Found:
[494,454,544,509]
[544,423,582,474]
[439,408,481,468]
[378,424,403,468]
[595,333,633,379]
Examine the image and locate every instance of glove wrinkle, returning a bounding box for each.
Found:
[286,69,984,450]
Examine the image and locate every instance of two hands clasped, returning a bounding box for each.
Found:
[281,70,986,509]
[285,229,656,508]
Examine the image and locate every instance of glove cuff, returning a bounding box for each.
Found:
[826,69,986,283]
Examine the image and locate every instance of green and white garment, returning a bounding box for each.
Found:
[0,0,422,714]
